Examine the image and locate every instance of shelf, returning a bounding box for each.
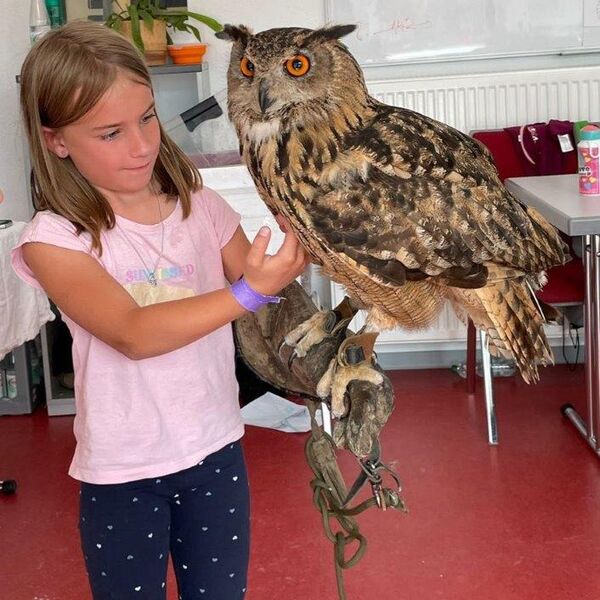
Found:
[149,62,204,75]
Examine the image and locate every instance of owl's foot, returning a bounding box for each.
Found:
[315,330,393,457]
[282,296,357,360]
[316,332,384,418]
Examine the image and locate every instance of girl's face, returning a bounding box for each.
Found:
[43,71,161,199]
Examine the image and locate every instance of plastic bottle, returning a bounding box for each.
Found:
[0,368,6,399]
[451,356,516,379]
[30,0,51,45]
[578,125,600,196]
[2,353,18,399]
[45,0,65,28]
[6,372,17,399]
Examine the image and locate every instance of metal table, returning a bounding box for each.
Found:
[506,174,600,456]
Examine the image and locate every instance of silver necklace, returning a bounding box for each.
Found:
[116,197,165,286]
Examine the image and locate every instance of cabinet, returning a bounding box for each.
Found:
[0,340,44,416]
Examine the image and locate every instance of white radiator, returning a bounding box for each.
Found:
[367,66,600,133]
[332,66,600,352]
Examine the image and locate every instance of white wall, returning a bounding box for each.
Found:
[0,3,32,222]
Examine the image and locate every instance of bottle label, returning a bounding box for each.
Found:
[6,373,17,399]
[47,7,63,28]
[578,142,600,195]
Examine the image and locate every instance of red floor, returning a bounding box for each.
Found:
[2,366,600,599]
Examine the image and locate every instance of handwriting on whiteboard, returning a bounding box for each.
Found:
[374,18,433,36]
[354,17,432,41]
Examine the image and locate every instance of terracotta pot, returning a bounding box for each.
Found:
[167,43,207,65]
[120,19,167,66]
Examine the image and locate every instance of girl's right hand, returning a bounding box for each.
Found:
[243,226,310,295]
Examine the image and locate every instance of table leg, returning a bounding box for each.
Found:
[562,234,600,455]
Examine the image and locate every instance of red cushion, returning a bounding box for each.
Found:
[471,130,526,181]
[536,259,585,304]
[471,128,578,181]
[563,149,578,175]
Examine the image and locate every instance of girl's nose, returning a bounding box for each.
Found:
[129,127,153,157]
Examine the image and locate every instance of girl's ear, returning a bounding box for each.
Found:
[42,126,69,158]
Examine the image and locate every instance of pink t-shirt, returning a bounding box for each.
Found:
[11,187,244,484]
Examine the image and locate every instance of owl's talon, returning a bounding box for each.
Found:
[317,332,384,418]
[283,297,357,360]
[284,310,334,358]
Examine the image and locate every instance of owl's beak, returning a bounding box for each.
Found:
[258,81,274,113]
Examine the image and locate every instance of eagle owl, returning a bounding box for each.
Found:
[216,24,568,398]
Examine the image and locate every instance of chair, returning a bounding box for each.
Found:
[466,129,585,444]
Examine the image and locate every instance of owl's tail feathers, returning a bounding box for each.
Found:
[450,270,554,384]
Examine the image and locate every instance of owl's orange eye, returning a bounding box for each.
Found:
[285,54,310,77]
[240,57,255,78]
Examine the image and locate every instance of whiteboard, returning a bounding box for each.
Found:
[325,0,600,65]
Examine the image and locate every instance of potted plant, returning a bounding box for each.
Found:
[105,1,222,66]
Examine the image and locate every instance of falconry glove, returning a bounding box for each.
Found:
[233,280,394,458]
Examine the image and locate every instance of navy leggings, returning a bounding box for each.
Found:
[79,441,250,599]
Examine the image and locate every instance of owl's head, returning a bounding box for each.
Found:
[216,25,367,129]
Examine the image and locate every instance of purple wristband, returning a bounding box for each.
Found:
[230,277,283,312]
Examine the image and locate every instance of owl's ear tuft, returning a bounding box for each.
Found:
[215,25,253,44]
[306,24,357,43]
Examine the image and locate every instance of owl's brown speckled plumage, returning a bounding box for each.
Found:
[217,24,569,383]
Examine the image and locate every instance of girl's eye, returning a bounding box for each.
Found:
[142,112,156,124]
[101,130,119,142]
[285,54,310,77]
[240,57,255,78]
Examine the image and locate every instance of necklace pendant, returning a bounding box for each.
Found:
[148,272,158,286]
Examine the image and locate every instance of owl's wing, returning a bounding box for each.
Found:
[371,103,501,186]
[301,109,567,288]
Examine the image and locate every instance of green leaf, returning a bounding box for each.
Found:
[181,11,222,32]
[186,24,202,43]
[154,10,222,33]
[128,4,144,51]
[139,9,153,32]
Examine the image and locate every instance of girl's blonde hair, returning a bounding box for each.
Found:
[20,20,201,253]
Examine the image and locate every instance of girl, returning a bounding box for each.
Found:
[12,21,308,600]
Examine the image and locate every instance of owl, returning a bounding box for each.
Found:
[216,24,568,414]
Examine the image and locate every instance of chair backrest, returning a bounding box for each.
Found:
[471,129,526,182]
[471,126,578,181]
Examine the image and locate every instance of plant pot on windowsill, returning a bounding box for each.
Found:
[120,20,167,66]
[167,43,207,65]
